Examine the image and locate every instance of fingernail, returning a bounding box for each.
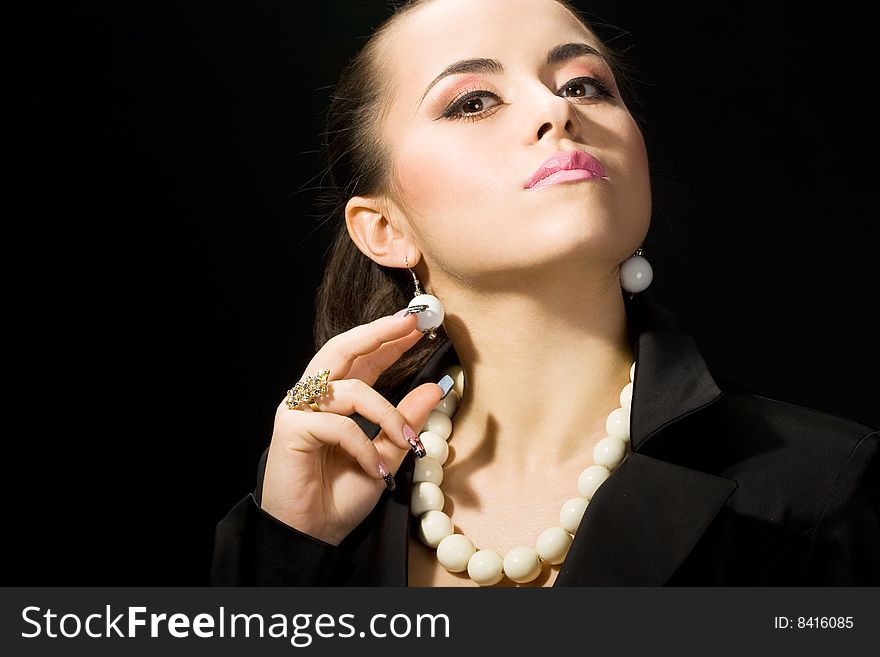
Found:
[403,424,426,458]
[404,304,429,316]
[393,308,410,318]
[436,374,454,400]
[378,460,396,491]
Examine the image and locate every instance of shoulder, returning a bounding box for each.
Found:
[710,375,876,457]
[673,376,877,530]
[705,380,880,584]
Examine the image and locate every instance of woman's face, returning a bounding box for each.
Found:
[378,0,651,284]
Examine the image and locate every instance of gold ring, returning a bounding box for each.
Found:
[285,368,330,411]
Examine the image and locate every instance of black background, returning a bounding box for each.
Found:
[9,0,878,585]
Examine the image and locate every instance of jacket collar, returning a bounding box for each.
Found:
[626,290,725,452]
[379,291,738,586]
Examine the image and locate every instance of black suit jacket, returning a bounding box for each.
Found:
[211,292,879,585]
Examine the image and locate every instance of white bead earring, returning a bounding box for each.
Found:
[405,255,445,340]
[619,247,653,298]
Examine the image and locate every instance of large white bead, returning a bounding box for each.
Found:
[422,410,452,440]
[536,527,573,565]
[630,362,636,382]
[433,388,460,418]
[578,464,611,499]
[413,456,443,485]
[559,497,589,534]
[620,255,653,293]
[409,294,445,333]
[444,365,465,399]
[419,430,449,465]
[593,436,628,469]
[503,546,542,583]
[410,481,444,517]
[436,533,475,573]
[418,510,454,548]
[605,406,630,442]
[467,549,504,586]
[619,381,633,408]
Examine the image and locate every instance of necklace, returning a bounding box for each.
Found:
[410,361,635,586]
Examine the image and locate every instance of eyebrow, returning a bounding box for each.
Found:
[418,42,607,109]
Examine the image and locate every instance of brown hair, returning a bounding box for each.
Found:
[313,0,643,401]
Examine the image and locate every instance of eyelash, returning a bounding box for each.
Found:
[440,76,616,122]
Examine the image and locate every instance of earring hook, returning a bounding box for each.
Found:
[406,254,423,296]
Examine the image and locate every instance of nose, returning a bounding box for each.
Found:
[532,91,582,142]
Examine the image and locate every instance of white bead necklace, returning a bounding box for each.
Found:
[410,362,636,586]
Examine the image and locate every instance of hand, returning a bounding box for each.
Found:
[260,311,444,546]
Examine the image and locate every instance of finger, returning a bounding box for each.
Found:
[302,313,421,383]
[282,378,425,456]
[287,410,392,486]
[347,326,427,383]
[372,381,445,465]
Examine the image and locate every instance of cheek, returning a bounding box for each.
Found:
[620,115,649,179]
[391,129,502,218]
[393,146,451,204]
[390,130,512,265]
[606,114,650,201]
[615,116,652,231]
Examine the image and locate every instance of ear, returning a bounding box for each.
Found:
[344,195,417,268]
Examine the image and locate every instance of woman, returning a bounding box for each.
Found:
[211,0,879,586]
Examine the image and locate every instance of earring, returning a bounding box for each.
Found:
[620,247,653,298]
[405,255,445,340]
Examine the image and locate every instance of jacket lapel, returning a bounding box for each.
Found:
[555,451,737,585]
[558,292,738,584]
[375,291,738,586]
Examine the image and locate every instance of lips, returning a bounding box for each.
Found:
[525,150,608,189]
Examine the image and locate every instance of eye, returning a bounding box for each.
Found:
[440,88,502,122]
[559,76,616,100]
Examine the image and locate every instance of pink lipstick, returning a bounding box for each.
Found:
[525,150,609,190]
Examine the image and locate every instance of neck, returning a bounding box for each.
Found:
[429,264,635,476]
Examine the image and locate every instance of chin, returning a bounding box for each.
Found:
[534,206,617,238]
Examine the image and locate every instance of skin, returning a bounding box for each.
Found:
[344,0,652,584]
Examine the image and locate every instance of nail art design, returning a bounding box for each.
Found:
[437,374,454,400]
[404,304,429,316]
[403,424,426,458]
[378,460,396,491]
